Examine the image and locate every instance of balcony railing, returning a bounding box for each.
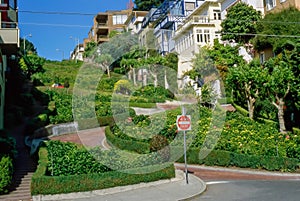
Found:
[176,15,219,36]
[97,23,108,28]
[0,22,19,46]
[192,16,214,24]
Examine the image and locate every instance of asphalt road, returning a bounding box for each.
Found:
[191,180,300,201]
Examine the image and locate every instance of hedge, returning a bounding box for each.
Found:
[129,102,156,108]
[232,103,249,117]
[293,127,300,135]
[176,148,299,172]
[0,155,13,194]
[105,126,150,154]
[31,147,175,195]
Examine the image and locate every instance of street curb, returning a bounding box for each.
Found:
[32,170,185,201]
[179,176,207,201]
[175,163,300,177]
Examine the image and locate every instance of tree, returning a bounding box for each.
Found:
[207,40,244,80]
[221,2,262,44]
[254,7,300,53]
[19,54,45,79]
[95,54,113,78]
[83,41,97,58]
[264,54,295,133]
[134,0,164,11]
[19,38,37,56]
[97,32,138,61]
[226,59,267,119]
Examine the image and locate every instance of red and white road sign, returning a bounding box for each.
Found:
[176,115,191,131]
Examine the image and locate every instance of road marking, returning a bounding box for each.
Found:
[206,181,231,185]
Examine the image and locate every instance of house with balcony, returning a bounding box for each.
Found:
[70,43,84,62]
[173,0,222,88]
[125,10,148,34]
[0,0,19,129]
[85,9,132,47]
[139,0,205,54]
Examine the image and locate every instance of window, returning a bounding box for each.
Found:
[9,0,16,9]
[185,2,195,11]
[213,10,221,20]
[112,15,128,25]
[259,52,265,64]
[266,0,276,10]
[196,29,210,43]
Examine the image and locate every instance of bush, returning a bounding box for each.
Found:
[31,147,175,195]
[0,156,13,194]
[132,85,175,103]
[176,148,299,172]
[105,126,150,154]
[232,103,249,117]
[46,141,111,176]
[150,135,170,162]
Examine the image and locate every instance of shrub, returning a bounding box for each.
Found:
[0,156,13,194]
[46,141,111,176]
[176,148,299,172]
[105,126,150,154]
[150,135,170,162]
[32,147,175,195]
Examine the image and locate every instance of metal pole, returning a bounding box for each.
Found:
[182,106,188,184]
[184,130,188,184]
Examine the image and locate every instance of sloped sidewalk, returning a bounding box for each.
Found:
[32,170,206,201]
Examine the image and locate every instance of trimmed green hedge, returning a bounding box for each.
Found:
[293,127,300,135]
[232,103,249,117]
[129,102,156,108]
[31,147,175,195]
[176,148,299,172]
[105,126,150,154]
[0,155,13,194]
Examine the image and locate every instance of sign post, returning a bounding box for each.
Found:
[176,106,191,184]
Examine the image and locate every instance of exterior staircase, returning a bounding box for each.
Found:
[0,123,37,201]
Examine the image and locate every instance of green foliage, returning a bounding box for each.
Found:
[226,59,268,118]
[191,48,218,79]
[20,54,46,79]
[114,79,132,94]
[0,130,17,157]
[83,41,97,58]
[221,2,262,44]
[150,135,170,162]
[254,7,300,52]
[105,126,150,154]
[32,147,175,195]
[19,38,37,56]
[207,40,244,79]
[132,85,174,103]
[96,32,138,62]
[32,60,81,87]
[46,141,111,176]
[134,0,164,11]
[0,156,13,194]
[264,53,295,100]
[46,90,73,124]
[176,149,299,172]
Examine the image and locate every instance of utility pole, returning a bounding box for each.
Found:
[23,33,32,55]
[70,36,79,63]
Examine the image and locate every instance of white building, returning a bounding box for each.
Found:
[174,0,222,88]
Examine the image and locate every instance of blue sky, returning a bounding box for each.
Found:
[19,0,131,61]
